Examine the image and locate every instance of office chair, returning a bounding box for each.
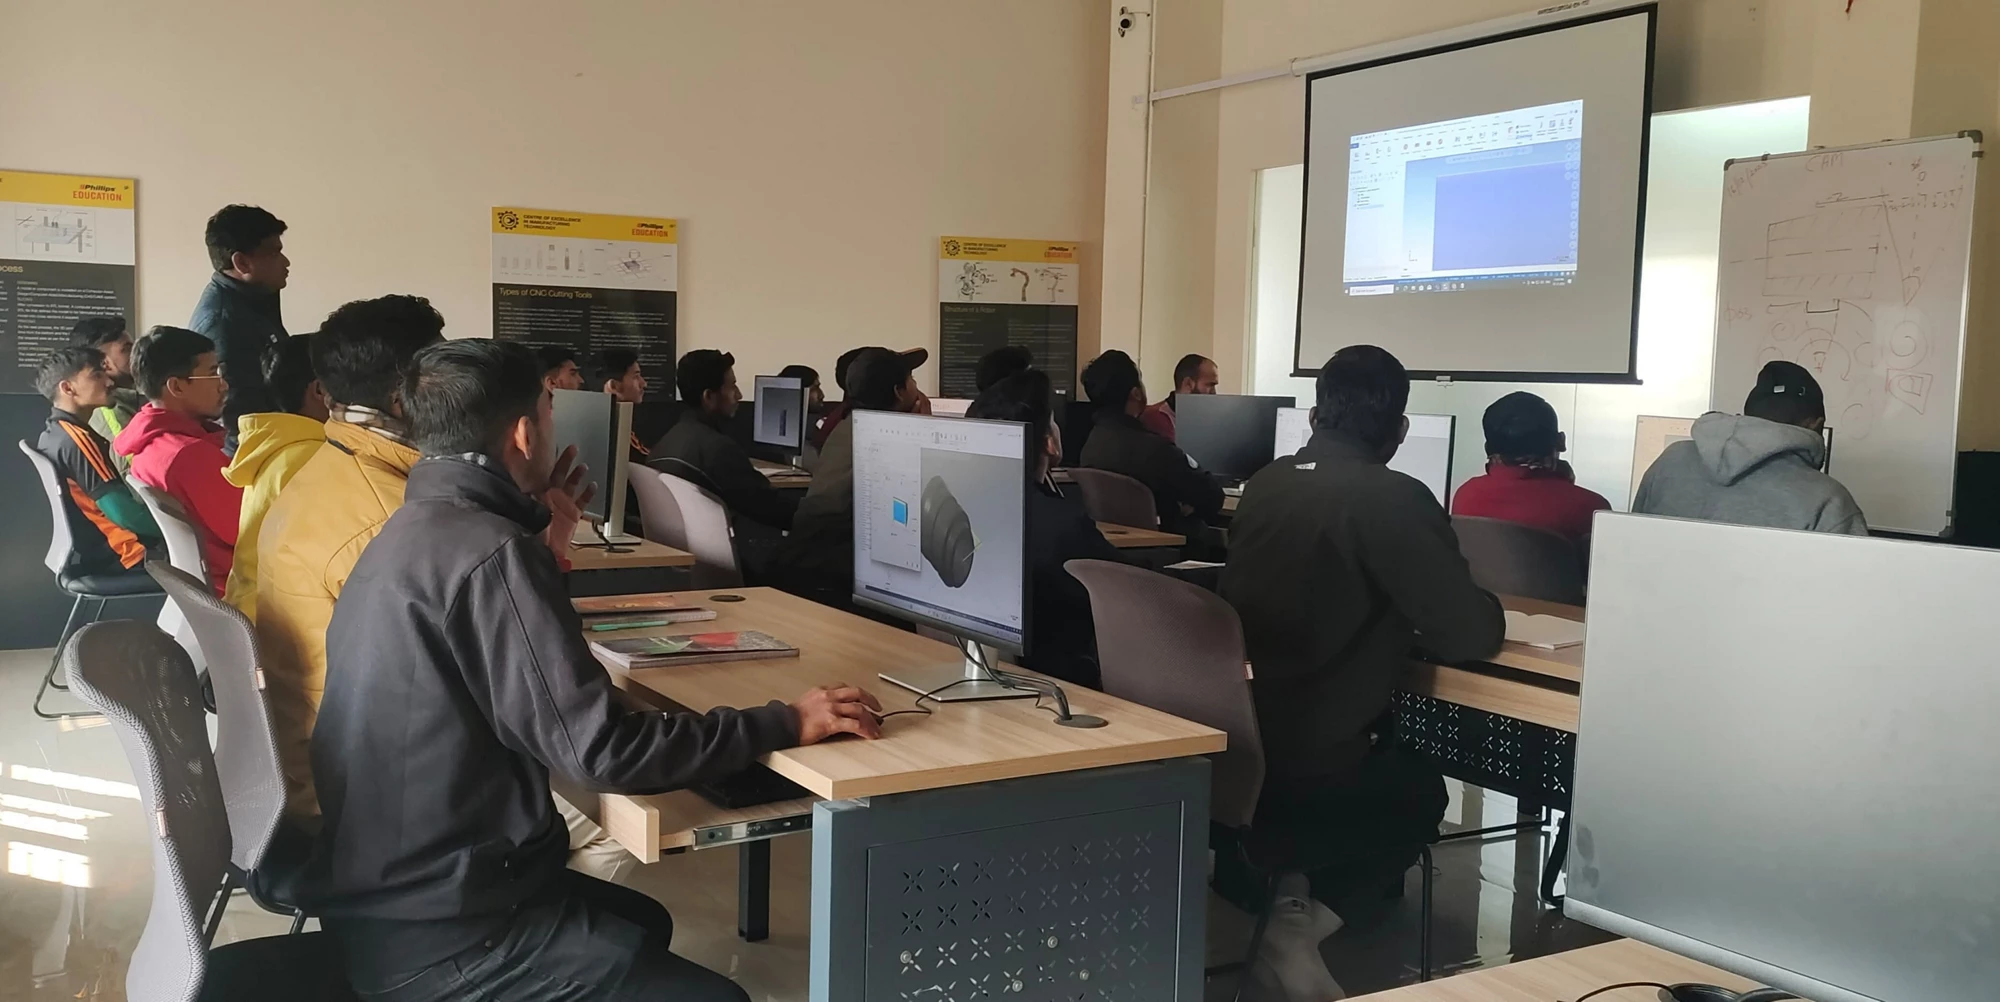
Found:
[17,440,163,721]
[1451,515,1587,606]
[127,478,211,672]
[1067,559,1436,991]
[1066,467,1160,529]
[147,563,312,930]
[633,462,744,588]
[61,621,354,1001]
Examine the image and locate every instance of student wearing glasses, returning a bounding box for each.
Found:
[113,325,244,596]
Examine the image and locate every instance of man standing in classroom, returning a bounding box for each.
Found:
[190,204,290,454]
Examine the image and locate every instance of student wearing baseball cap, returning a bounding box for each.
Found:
[1632,360,1867,535]
[810,346,929,449]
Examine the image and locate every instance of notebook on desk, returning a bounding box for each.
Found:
[1504,610,1585,650]
[590,631,799,668]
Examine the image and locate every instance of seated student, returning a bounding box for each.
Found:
[1633,360,1866,535]
[35,346,162,573]
[594,346,651,461]
[307,338,882,1002]
[1140,353,1219,443]
[1220,345,1503,911]
[1450,391,1609,544]
[114,326,243,597]
[1077,349,1222,535]
[221,334,331,619]
[71,316,146,472]
[254,295,444,830]
[811,346,930,449]
[777,347,927,606]
[967,368,1124,689]
[652,348,800,532]
[538,345,584,391]
[975,344,1034,394]
[777,363,825,413]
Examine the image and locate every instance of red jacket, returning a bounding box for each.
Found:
[1141,398,1177,442]
[114,403,243,596]
[1449,461,1609,545]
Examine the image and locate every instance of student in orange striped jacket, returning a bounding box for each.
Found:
[34,346,162,575]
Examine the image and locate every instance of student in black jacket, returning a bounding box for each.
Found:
[308,339,882,1002]
[190,204,290,453]
[652,349,800,532]
[1076,350,1223,536]
[1219,345,1504,910]
[966,368,1125,689]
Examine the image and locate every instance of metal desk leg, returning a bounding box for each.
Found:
[1541,814,1571,905]
[739,839,771,942]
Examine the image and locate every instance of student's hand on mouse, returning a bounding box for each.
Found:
[792,684,885,744]
[541,445,598,556]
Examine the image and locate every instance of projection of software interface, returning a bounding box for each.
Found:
[1298,6,1654,379]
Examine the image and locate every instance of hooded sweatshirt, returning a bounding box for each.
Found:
[114,402,244,595]
[1632,412,1867,536]
[221,412,326,619]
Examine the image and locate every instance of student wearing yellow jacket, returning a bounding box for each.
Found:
[221,334,329,620]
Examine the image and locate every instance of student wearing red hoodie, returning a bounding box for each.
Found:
[1449,391,1609,545]
[115,325,244,596]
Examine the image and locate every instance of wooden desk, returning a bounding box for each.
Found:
[1096,522,1187,549]
[1400,596,1584,729]
[749,458,813,490]
[567,537,696,572]
[1354,940,1765,1001]
[591,588,1223,1000]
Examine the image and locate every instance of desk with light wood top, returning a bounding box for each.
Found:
[1354,940,1767,1001]
[1400,595,1583,732]
[749,458,813,490]
[590,587,1224,999]
[567,537,696,572]
[1095,521,1187,549]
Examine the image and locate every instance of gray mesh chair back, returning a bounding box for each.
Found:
[1066,468,1159,529]
[1065,559,1263,828]
[1451,515,1587,606]
[635,462,743,588]
[19,440,73,574]
[148,562,283,873]
[64,620,226,1002]
[127,478,209,669]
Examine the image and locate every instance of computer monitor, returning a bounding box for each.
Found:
[1175,393,1296,481]
[1387,413,1454,505]
[1568,513,2000,1002]
[551,389,637,544]
[928,398,973,418]
[751,375,806,457]
[1272,406,1312,459]
[850,409,1034,702]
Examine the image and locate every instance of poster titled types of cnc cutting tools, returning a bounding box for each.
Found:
[492,207,677,392]
[0,170,137,395]
[937,236,1078,399]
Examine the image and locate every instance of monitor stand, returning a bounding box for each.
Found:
[880,636,1038,703]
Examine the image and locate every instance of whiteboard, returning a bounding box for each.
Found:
[1711,134,1979,535]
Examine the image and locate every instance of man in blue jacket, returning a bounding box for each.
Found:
[190,204,289,453]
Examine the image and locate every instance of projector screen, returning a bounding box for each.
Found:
[1296,4,1655,381]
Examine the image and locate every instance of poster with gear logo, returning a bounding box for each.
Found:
[1,170,137,395]
[937,236,1079,399]
[491,206,677,397]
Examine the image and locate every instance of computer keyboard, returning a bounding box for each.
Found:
[692,765,813,809]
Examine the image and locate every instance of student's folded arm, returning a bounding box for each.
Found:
[96,486,161,538]
[1355,482,1505,663]
[717,449,799,530]
[472,538,799,795]
[1172,448,1226,516]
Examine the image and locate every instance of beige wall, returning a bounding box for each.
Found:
[0,0,1109,394]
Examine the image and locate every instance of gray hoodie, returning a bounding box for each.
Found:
[1632,412,1868,536]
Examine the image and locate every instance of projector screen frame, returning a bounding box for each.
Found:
[1292,1,1658,384]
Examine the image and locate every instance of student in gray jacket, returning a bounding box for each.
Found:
[1634,361,1868,535]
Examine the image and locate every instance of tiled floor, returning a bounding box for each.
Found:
[0,646,1609,1001]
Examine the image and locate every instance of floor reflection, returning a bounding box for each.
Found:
[1,647,1610,1001]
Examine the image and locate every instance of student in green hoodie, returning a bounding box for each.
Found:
[222,334,330,619]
